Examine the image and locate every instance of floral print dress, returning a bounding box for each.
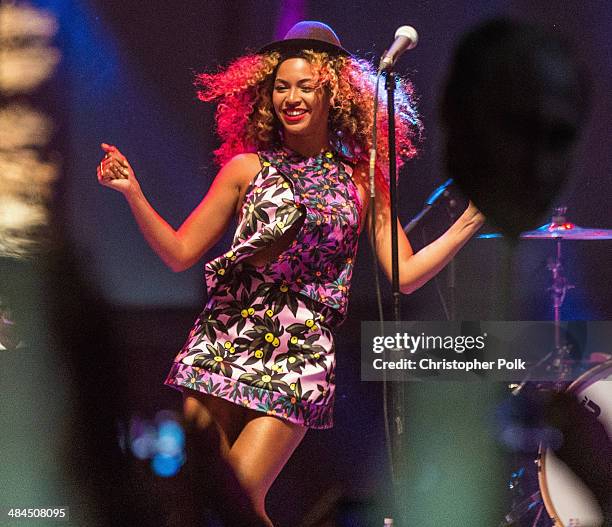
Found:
[164,146,363,428]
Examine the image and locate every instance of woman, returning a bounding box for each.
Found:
[97,21,483,526]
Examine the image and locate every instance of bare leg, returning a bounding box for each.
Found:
[182,390,244,453]
[181,391,308,526]
[227,414,308,525]
[182,391,269,526]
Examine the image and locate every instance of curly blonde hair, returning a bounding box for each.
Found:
[195,50,421,183]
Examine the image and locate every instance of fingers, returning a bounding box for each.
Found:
[98,156,129,183]
[100,142,130,167]
[100,156,129,174]
[98,142,132,184]
[101,142,120,156]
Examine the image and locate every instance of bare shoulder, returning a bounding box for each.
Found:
[217,153,262,216]
[221,153,261,178]
[217,153,261,191]
[208,153,260,193]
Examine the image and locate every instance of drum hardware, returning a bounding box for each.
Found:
[510,345,573,397]
[532,503,545,527]
[477,206,612,240]
[508,466,526,490]
[485,207,611,526]
[499,467,546,526]
[504,360,611,527]
[499,490,544,527]
[512,208,577,396]
[535,360,611,527]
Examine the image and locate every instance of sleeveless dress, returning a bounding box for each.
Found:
[164,146,363,429]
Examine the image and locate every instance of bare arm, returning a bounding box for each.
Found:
[358,164,485,294]
[97,144,259,272]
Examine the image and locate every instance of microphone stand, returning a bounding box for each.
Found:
[383,70,407,501]
[403,179,454,235]
[385,69,457,519]
[387,72,401,324]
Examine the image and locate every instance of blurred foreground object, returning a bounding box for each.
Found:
[0,1,60,258]
[0,2,60,94]
[441,18,591,239]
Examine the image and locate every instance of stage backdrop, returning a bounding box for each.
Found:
[57,0,611,319]
[17,1,609,526]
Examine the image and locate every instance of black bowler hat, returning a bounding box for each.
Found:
[258,20,350,56]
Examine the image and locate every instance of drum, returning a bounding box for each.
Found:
[537,360,612,527]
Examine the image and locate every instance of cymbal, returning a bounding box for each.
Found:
[478,222,612,240]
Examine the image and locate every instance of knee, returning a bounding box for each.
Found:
[237,500,273,527]
[230,471,270,517]
[183,393,214,430]
[247,493,267,518]
[205,485,272,527]
[182,401,226,463]
[253,504,273,526]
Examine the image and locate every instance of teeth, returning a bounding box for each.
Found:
[286,110,306,116]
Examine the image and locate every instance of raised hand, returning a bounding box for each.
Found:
[97,143,141,198]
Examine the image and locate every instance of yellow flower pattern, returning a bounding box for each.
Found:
[165,147,361,429]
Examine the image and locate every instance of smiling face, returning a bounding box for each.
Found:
[272,57,331,147]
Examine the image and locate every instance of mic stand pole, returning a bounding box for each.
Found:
[403,179,453,235]
[385,71,405,496]
[386,71,400,325]
[403,179,454,236]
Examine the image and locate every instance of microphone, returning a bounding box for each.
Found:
[378,26,419,72]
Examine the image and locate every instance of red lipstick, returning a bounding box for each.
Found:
[282,109,308,123]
